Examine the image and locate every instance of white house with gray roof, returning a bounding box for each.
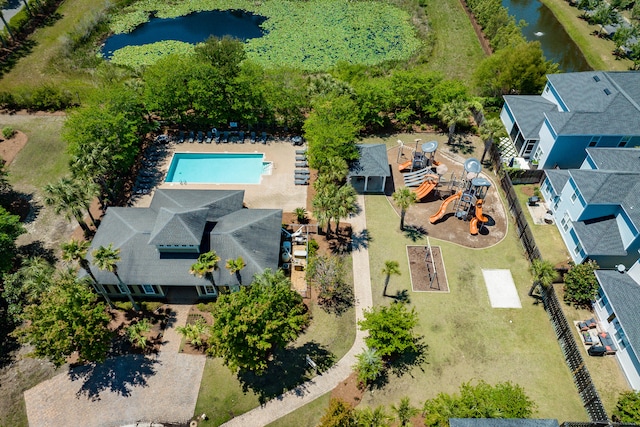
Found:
[541,148,640,268]
[594,259,640,390]
[500,71,640,169]
[85,189,282,300]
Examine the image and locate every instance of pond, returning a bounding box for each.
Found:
[502,0,591,72]
[102,10,266,58]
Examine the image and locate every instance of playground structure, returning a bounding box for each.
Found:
[398,140,446,201]
[429,157,492,235]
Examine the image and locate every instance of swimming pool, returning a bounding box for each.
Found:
[165,153,270,184]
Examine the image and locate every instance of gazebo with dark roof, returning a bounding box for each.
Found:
[348,144,391,193]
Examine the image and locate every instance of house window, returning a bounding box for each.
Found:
[142,284,155,295]
[619,136,630,147]
[561,212,571,232]
[533,147,543,162]
[553,196,560,211]
[588,136,600,147]
[573,241,583,256]
[570,191,577,204]
[117,283,129,294]
[204,285,216,295]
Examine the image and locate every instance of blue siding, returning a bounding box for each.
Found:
[547,83,568,111]
[544,135,591,169]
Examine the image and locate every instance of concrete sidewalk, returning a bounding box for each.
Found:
[222,195,373,427]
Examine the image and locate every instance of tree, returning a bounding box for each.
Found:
[92,243,138,310]
[2,257,54,322]
[356,405,393,427]
[563,260,599,306]
[319,398,358,427]
[190,250,220,289]
[589,4,620,35]
[381,260,401,297]
[319,156,349,185]
[330,183,358,233]
[294,207,307,223]
[307,254,354,314]
[358,303,419,358]
[207,268,310,373]
[438,100,471,144]
[528,258,559,297]
[126,318,151,349]
[225,256,246,284]
[423,380,535,426]
[392,187,417,231]
[391,397,419,427]
[479,118,507,164]
[614,390,640,423]
[43,176,97,234]
[354,346,384,387]
[176,319,209,349]
[0,206,25,274]
[62,239,112,307]
[304,94,361,170]
[14,273,112,367]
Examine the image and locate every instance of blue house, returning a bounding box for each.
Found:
[500,71,640,169]
[541,148,640,268]
[594,259,640,390]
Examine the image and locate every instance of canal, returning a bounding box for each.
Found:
[502,0,591,72]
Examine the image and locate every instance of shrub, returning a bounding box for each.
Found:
[2,127,15,139]
[563,260,600,307]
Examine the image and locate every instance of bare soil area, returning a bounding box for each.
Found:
[407,245,449,292]
[330,372,364,407]
[0,130,28,165]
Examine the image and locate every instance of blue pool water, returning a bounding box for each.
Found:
[165,153,267,184]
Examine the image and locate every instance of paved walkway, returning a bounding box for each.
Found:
[24,305,206,427]
[222,195,373,427]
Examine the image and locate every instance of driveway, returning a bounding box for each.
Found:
[24,305,206,427]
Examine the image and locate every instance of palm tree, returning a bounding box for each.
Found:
[320,156,349,184]
[294,207,307,223]
[438,99,471,144]
[190,250,221,289]
[312,189,333,235]
[330,184,358,234]
[0,10,15,41]
[126,318,151,349]
[43,176,98,234]
[479,118,507,164]
[225,256,246,284]
[92,243,138,310]
[529,258,559,297]
[391,397,419,427]
[357,405,393,427]
[381,260,401,296]
[62,239,113,307]
[354,346,384,386]
[392,187,417,231]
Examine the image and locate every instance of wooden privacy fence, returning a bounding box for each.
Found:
[488,143,608,422]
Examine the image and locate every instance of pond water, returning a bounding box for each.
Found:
[502,0,591,72]
[102,10,266,58]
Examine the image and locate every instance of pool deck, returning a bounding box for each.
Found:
[134,140,308,212]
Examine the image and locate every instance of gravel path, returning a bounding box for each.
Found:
[221,195,373,426]
[24,305,206,427]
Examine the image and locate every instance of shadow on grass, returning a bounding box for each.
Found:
[403,225,428,241]
[386,289,411,304]
[237,341,335,404]
[0,312,19,368]
[68,354,159,401]
[389,338,429,378]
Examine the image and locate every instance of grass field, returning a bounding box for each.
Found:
[540,0,633,71]
[267,392,332,427]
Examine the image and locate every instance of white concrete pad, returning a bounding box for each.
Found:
[482,269,522,308]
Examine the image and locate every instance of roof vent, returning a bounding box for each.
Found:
[593,75,600,82]
[617,264,627,274]
[604,88,612,95]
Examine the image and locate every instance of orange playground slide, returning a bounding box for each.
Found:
[470,217,480,235]
[412,180,437,199]
[398,160,413,171]
[429,192,461,223]
[475,199,489,222]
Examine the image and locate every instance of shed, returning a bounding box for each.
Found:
[348,144,391,193]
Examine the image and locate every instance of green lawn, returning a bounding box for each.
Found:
[420,0,486,81]
[513,184,571,267]
[194,265,355,427]
[266,392,332,427]
[1,115,69,189]
[540,0,633,71]
[361,194,587,421]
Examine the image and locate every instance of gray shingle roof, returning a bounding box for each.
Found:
[449,419,559,427]
[348,144,390,178]
[586,147,640,172]
[148,207,208,246]
[596,269,640,362]
[546,71,617,112]
[573,217,627,256]
[570,170,640,228]
[544,170,570,194]
[86,189,281,288]
[503,95,556,139]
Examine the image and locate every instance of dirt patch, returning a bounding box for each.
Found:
[407,245,449,292]
[0,130,28,165]
[330,372,364,407]
[388,144,508,249]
